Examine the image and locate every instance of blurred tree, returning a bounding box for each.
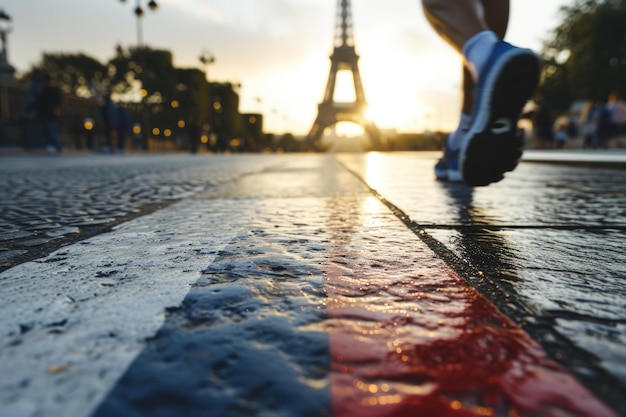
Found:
[107,46,206,148]
[107,45,177,105]
[22,46,179,104]
[20,53,108,98]
[20,46,252,151]
[538,0,626,110]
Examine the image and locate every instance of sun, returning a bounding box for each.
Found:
[355,36,463,133]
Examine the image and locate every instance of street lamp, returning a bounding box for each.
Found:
[199,49,216,149]
[118,0,158,150]
[199,49,215,81]
[0,9,15,83]
[119,0,158,48]
[133,0,158,17]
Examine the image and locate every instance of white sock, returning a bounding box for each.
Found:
[462,30,499,83]
[448,112,472,150]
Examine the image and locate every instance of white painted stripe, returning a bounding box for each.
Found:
[0,199,255,417]
[522,149,626,164]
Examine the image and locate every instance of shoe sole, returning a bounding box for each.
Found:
[460,50,540,186]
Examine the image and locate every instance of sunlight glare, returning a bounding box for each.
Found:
[364,152,386,189]
[359,39,461,132]
[365,96,425,131]
[335,122,364,137]
[321,123,367,152]
[362,196,384,229]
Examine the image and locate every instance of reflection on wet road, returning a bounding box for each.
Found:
[323,185,616,417]
[339,152,626,414]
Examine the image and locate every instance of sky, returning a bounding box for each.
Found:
[2,0,572,135]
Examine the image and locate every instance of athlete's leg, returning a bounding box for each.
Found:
[424,0,491,180]
[422,0,539,186]
[422,0,510,116]
[482,0,509,39]
[462,0,509,115]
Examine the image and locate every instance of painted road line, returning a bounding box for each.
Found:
[324,195,619,417]
[91,197,333,417]
[0,199,254,417]
[521,149,626,166]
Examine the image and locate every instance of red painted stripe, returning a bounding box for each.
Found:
[325,223,618,417]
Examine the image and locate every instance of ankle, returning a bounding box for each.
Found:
[463,31,499,83]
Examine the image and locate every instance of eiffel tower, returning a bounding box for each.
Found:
[306,0,382,150]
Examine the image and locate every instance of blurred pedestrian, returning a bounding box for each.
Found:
[34,73,63,153]
[423,0,540,186]
[187,118,201,154]
[605,92,626,147]
[554,117,568,149]
[598,100,615,148]
[579,101,602,149]
[23,69,45,118]
[98,93,117,154]
[116,104,132,154]
[20,69,46,148]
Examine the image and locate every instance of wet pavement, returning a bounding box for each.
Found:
[0,152,625,417]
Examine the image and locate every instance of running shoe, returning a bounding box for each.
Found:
[459,41,540,186]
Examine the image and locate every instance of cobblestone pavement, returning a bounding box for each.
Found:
[0,154,278,271]
[0,152,624,417]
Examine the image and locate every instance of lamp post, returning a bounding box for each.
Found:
[119,0,158,49]
[199,50,215,150]
[0,9,15,84]
[119,0,158,150]
[199,49,215,81]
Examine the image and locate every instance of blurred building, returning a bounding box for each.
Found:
[208,82,243,151]
[241,113,264,151]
